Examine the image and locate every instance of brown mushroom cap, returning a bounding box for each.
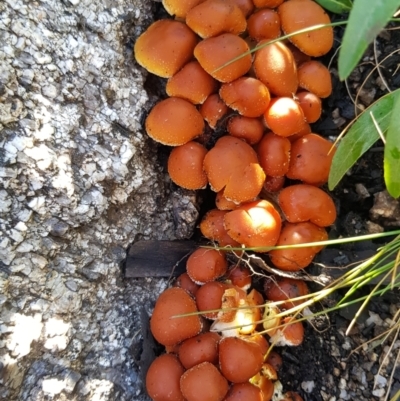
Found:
[219,337,264,383]
[278,0,333,57]
[186,248,228,284]
[186,0,247,39]
[278,184,337,227]
[134,19,198,78]
[269,221,328,271]
[264,277,309,309]
[166,61,218,104]
[231,0,254,17]
[298,61,332,98]
[150,287,202,346]
[203,135,265,203]
[146,354,185,401]
[220,77,271,118]
[168,141,208,189]
[180,362,229,401]
[224,200,282,250]
[194,34,252,83]
[195,281,228,320]
[146,97,205,146]
[253,41,298,97]
[286,133,336,185]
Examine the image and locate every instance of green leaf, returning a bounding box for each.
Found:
[328,90,399,190]
[384,92,400,198]
[314,0,352,14]
[338,0,400,80]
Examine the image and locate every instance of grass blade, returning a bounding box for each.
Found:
[384,90,400,198]
[328,90,398,191]
[314,0,352,14]
[338,0,400,80]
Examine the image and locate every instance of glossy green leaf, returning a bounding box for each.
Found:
[314,0,352,14]
[328,91,399,190]
[384,91,400,198]
[338,0,400,80]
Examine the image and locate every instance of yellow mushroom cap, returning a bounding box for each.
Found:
[134,19,198,78]
[146,97,205,146]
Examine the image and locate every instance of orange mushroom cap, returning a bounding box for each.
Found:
[200,93,230,129]
[227,116,264,145]
[253,41,298,97]
[146,354,185,401]
[278,184,337,227]
[286,133,336,186]
[180,362,229,401]
[257,132,291,177]
[162,0,206,19]
[224,382,263,401]
[298,60,332,98]
[264,97,307,138]
[150,287,203,346]
[203,136,266,203]
[166,61,218,105]
[186,0,247,39]
[178,332,221,369]
[296,91,322,123]
[247,8,281,42]
[168,141,208,189]
[146,97,205,146]
[194,33,252,83]
[186,248,228,284]
[278,0,333,57]
[264,277,309,309]
[134,19,198,78]
[220,77,271,118]
[219,337,264,383]
[269,221,328,271]
[224,199,282,251]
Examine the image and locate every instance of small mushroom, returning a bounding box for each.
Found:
[298,60,332,98]
[166,61,218,104]
[146,97,205,146]
[224,382,263,401]
[180,362,229,401]
[178,332,221,369]
[269,316,304,346]
[134,19,198,78]
[264,97,307,137]
[186,248,228,284]
[278,0,333,57]
[186,0,247,38]
[247,8,281,42]
[162,0,206,19]
[269,221,328,271]
[278,184,337,227]
[227,116,265,145]
[203,136,266,203]
[167,141,208,189]
[150,287,203,346]
[295,91,322,123]
[220,77,271,118]
[200,93,230,129]
[286,133,336,186]
[219,337,264,383]
[146,353,185,401]
[224,200,282,251]
[194,33,252,82]
[254,41,298,97]
[264,277,309,309]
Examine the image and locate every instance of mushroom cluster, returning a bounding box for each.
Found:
[146,247,306,401]
[135,0,337,272]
